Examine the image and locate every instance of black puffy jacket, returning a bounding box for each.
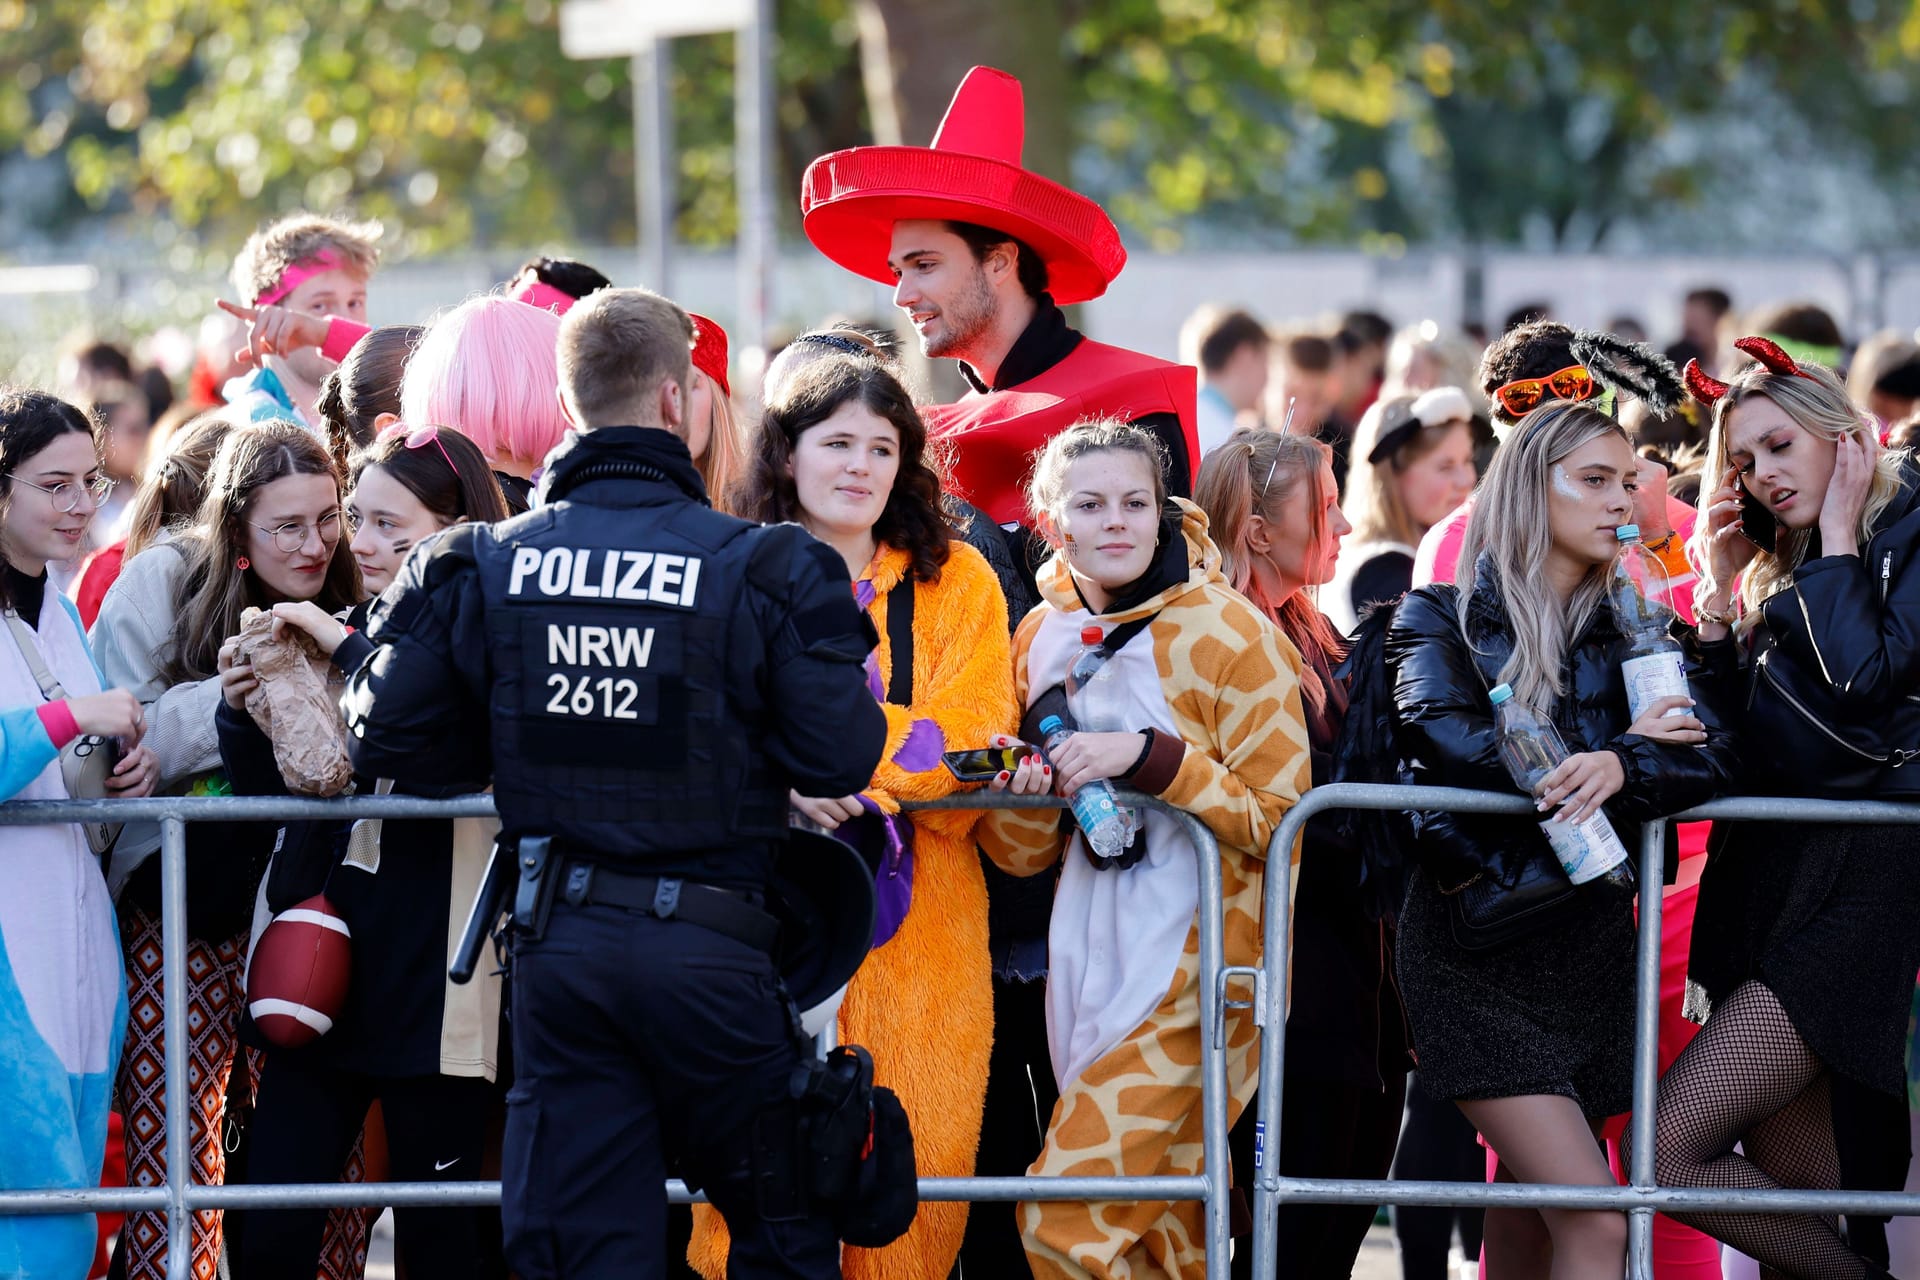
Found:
[1692,451,1920,798]
[1385,564,1740,891]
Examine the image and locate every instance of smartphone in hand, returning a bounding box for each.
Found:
[1738,483,1778,554]
[941,745,1040,782]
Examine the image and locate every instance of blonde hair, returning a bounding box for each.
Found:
[1689,360,1908,625]
[125,407,238,560]
[1344,393,1472,546]
[698,387,749,514]
[1381,322,1487,410]
[1194,428,1341,711]
[1456,400,1628,708]
[1024,416,1169,526]
[230,212,382,303]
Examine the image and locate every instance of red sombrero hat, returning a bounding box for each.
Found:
[801,66,1127,306]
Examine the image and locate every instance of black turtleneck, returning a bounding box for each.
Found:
[959,294,1081,396]
[2,563,48,629]
[958,295,1192,499]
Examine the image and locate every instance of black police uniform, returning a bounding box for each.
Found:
[343,425,887,1280]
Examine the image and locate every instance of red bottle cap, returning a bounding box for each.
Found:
[1081,625,1105,645]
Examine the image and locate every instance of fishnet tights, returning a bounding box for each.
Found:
[1637,981,1874,1280]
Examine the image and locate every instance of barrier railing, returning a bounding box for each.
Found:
[13,785,1915,1279]
[1250,783,1920,1280]
[0,789,1242,1280]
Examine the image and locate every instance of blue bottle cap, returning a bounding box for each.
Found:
[1038,715,1065,734]
[1489,683,1514,705]
[1615,524,1640,541]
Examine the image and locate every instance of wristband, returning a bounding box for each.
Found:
[1695,602,1736,627]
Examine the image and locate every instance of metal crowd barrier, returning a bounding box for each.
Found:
[1251,783,1920,1280]
[0,789,1242,1280]
[10,785,1917,1279]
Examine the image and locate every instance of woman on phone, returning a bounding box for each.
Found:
[689,354,1015,1280]
[1647,342,1920,1280]
[0,387,156,1278]
[983,416,1309,1280]
[1387,399,1736,1280]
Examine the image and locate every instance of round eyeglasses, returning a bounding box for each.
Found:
[251,509,345,554]
[7,473,116,513]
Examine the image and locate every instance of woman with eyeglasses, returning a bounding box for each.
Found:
[210,420,512,1279]
[90,417,364,1280]
[0,387,159,1279]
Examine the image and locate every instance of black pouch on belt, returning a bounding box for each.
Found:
[510,836,558,941]
[791,1044,918,1247]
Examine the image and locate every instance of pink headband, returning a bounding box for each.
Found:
[509,279,577,316]
[254,251,345,308]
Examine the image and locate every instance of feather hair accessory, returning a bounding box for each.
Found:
[1570,329,1684,416]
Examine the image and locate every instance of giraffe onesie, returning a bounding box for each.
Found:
[980,500,1309,1280]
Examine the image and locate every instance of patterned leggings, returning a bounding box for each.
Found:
[116,903,371,1280]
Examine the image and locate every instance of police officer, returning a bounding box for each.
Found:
[343,287,887,1279]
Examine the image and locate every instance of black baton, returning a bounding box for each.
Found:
[450,839,511,985]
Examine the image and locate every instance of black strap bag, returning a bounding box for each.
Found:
[1442,852,1579,952]
[792,1043,918,1247]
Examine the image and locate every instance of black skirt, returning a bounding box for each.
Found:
[1394,867,1637,1118]
[1688,820,1920,1099]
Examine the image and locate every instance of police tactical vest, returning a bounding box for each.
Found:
[469,494,789,864]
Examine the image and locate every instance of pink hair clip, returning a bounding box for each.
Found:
[380,420,461,478]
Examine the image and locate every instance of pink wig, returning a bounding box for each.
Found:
[399,295,567,470]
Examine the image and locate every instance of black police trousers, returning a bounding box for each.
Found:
[502,902,841,1279]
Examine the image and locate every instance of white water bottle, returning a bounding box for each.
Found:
[1489,683,1635,890]
[1608,524,1690,721]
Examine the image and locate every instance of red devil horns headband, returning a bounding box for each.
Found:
[1684,335,1818,405]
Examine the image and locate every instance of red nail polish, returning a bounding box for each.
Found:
[1043,766,1052,775]
[997,772,1010,782]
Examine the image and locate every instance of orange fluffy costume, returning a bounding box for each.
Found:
[690,539,1015,1280]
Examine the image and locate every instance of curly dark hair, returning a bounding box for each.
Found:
[1479,319,1576,424]
[733,355,955,585]
[516,256,612,302]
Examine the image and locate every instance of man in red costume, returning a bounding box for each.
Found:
[799,67,1199,1279]
[800,66,1199,527]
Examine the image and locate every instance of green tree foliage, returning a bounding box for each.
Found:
[3,0,639,256]
[5,0,1920,258]
[0,0,880,256]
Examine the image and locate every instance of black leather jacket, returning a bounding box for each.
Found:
[1385,566,1740,891]
[1691,451,1920,797]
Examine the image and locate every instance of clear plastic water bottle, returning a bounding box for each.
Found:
[1608,524,1691,721]
[1064,624,1139,837]
[1066,625,1129,732]
[1037,714,1135,862]
[1489,683,1636,890]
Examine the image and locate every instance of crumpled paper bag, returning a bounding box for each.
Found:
[238,607,355,796]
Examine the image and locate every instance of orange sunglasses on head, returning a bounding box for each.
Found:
[1493,364,1597,417]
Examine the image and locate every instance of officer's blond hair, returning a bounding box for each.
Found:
[557,288,694,430]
